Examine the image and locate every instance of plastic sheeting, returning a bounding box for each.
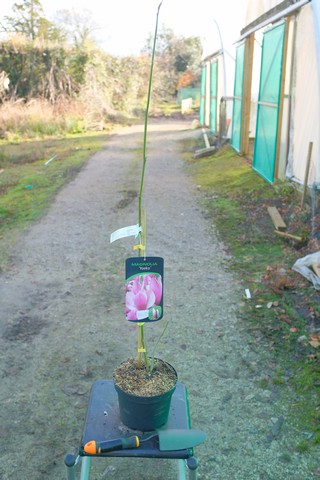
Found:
[245,0,282,25]
[288,4,320,185]
[292,251,320,290]
[243,0,320,185]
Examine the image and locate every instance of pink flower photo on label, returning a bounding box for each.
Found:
[126,273,162,321]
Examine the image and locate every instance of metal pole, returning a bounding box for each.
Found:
[213,19,227,98]
[178,459,187,480]
[64,453,77,480]
[187,456,199,480]
[80,456,91,480]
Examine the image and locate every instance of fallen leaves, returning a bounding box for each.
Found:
[309,334,320,348]
[290,327,299,333]
[249,292,319,348]
[267,301,279,309]
[262,265,297,293]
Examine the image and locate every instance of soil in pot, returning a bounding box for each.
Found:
[113,357,177,397]
[113,357,177,430]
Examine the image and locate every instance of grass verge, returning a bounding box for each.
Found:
[183,140,320,452]
[0,132,110,270]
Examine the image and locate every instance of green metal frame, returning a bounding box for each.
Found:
[65,381,200,480]
[65,455,198,480]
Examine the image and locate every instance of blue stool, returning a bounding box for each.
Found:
[65,380,200,479]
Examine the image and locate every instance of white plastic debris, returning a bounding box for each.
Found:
[292,251,320,290]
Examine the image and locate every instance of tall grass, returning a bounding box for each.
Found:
[0,98,86,141]
[0,96,117,270]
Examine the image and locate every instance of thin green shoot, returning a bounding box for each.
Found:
[137,1,163,371]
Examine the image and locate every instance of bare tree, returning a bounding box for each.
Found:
[53,8,100,49]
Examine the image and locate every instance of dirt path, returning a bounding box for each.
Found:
[0,120,318,479]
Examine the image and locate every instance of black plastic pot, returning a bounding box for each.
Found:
[114,360,177,431]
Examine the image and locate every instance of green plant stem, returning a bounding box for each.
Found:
[149,319,169,373]
[140,324,148,368]
[137,1,163,370]
[138,0,163,231]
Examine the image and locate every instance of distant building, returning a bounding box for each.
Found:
[231,0,320,185]
[200,0,320,187]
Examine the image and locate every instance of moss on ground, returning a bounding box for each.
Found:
[183,140,320,452]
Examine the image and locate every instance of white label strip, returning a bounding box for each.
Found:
[110,224,141,243]
[245,288,251,299]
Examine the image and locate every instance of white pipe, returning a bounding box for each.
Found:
[213,19,227,97]
[44,154,58,165]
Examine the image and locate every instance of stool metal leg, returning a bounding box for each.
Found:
[65,453,77,480]
[80,456,91,480]
[178,459,187,480]
[177,457,199,480]
[187,457,198,480]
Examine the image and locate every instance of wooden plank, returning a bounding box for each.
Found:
[301,141,313,207]
[193,146,216,159]
[268,206,287,231]
[274,18,289,180]
[274,230,302,241]
[241,35,254,156]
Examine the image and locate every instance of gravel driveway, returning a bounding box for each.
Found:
[0,119,318,479]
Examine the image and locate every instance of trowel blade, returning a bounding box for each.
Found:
[157,428,207,451]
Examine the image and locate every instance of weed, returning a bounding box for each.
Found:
[257,377,269,389]
[312,431,320,445]
[273,375,286,385]
[279,452,292,463]
[296,440,310,453]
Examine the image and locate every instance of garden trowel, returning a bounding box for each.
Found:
[83,428,206,454]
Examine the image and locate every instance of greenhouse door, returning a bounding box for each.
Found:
[230,42,245,152]
[253,22,286,183]
[210,60,217,132]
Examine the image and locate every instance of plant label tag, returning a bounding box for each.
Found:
[125,257,164,322]
[110,224,141,243]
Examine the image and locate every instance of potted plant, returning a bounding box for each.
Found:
[110,1,177,431]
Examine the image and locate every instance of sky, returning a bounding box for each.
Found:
[2,0,247,58]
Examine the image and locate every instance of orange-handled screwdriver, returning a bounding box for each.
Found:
[83,436,140,454]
